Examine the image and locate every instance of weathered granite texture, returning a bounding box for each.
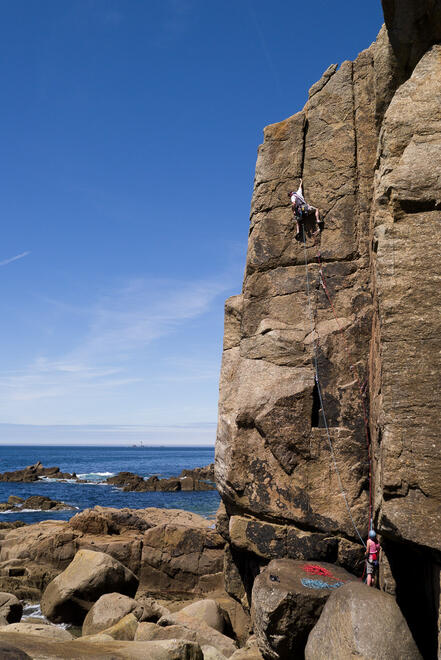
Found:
[215,3,441,657]
[216,33,384,566]
[0,507,224,601]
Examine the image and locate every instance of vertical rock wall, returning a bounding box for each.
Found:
[216,5,441,655]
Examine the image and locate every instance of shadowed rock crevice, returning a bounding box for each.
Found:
[382,537,440,659]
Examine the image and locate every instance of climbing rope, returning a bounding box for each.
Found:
[302,228,366,548]
[317,252,373,526]
[303,564,334,577]
[301,577,345,590]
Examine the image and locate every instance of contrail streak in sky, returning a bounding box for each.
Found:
[247,1,283,99]
[0,251,31,267]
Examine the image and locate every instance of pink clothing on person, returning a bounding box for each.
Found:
[367,539,380,561]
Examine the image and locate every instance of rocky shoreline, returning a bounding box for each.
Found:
[0,461,216,493]
[0,504,420,659]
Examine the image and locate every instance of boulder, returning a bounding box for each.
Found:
[0,640,30,659]
[135,595,170,621]
[178,599,224,633]
[305,581,422,659]
[251,559,357,660]
[82,592,144,636]
[202,646,227,660]
[99,612,139,640]
[135,622,198,642]
[0,622,74,642]
[0,631,204,659]
[229,635,264,660]
[79,632,114,642]
[41,549,138,624]
[180,463,215,482]
[230,646,264,660]
[7,497,23,505]
[158,611,237,657]
[140,523,224,596]
[0,592,22,625]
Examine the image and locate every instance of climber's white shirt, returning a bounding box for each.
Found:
[291,185,305,205]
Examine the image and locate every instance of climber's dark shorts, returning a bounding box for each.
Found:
[366,559,378,575]
[294,204,316,220]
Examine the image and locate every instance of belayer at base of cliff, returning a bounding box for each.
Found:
[365,529,381,587]
[288,178,322,239]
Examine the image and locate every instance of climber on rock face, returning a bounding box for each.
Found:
[288,178,321,240]
[365,529,380,587]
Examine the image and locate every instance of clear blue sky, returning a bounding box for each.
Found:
[0,1,383,445]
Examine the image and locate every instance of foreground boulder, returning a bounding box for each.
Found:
[0,640,30,659]
[0,622,74,642]
[98,612,139,640]
[251,559,357,659]
[0,631,203,659]
[157,610,238,657]
[41,549,138,624]
[177,599,225,633]
[305,581,422,659]
[82,592,144,636]
[0,592,22,625]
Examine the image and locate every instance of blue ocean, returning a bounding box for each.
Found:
[0,445,219,524]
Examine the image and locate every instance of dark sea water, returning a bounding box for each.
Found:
[0,445,219,523]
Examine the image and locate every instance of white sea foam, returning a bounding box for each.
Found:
[38,477,77,483]
[77,472,114,479]
[22,603,69,629]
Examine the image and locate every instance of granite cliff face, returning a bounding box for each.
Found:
[215,3,441,657]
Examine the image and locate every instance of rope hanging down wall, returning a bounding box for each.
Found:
[301,228,372,548]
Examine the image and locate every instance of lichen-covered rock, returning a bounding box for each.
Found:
[251,559,357,660]
[40,549,138,624]
[305,581,421,659]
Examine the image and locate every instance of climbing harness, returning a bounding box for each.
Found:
[301,227,368,548]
